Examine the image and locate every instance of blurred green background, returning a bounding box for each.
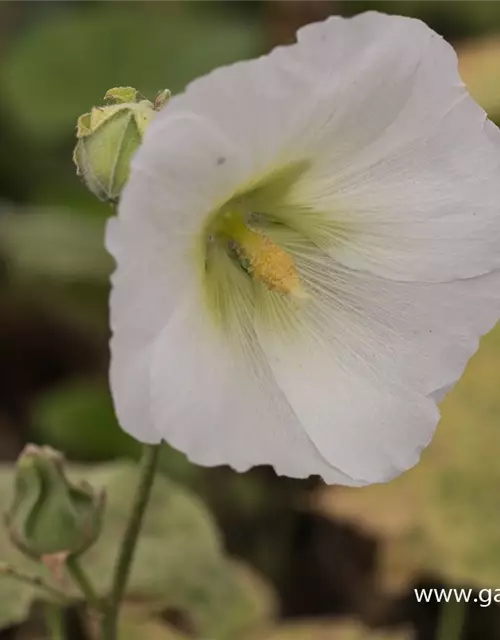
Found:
[2,1,500,639]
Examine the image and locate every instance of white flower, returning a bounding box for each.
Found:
[107,12,500,486]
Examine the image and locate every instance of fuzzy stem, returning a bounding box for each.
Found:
[436,599,467,640]
[66,556,102,612]
[102,444,161,639]
[44,602,66,640]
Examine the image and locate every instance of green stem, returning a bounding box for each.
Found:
[66,556,102,612]
[44,602,65,640]
[436,599,467,640]
[102,444,161,640]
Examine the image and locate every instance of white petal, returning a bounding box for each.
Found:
[109,10,500,481]
[165,13,455,176]
[107,216,166,443]
[292,97,500,282]
[255,306,440,484]
[342,270,500,398]
[253,235,500,482]
[108,339,161,444]
[287,15,500,281]
[107,113,245,443]
[263,223,500,401]
[148,290,359,485]
[159,11,500,283]
[110,112,244,341]
[291,241,500,398]
[430,384,454,404]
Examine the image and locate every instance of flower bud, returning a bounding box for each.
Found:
[73,86,170,203]
[5,445,105,561]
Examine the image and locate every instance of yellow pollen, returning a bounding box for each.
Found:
[222,214,306,297]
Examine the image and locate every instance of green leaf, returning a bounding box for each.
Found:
[259,620,413,640]
[116,562,275,640]
[0,461,275,637]
[2,4,261,141]
[119,612,189,640]
[31,379,201,480]
[0,208,112,283]
[31,380,139,461]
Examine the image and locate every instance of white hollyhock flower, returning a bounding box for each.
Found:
[107,12,500,486]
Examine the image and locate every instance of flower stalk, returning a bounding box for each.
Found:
[101,443,161,640]
[436,599,467,640]
[72,88,166,637]
[66,555,102,613]
[43,602,66,640]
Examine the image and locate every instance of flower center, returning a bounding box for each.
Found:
[218,211,306,298]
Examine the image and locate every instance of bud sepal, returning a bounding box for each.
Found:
[5,445,105,561]
[73,86,169,203]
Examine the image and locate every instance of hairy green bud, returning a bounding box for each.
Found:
[73,86,170,203]
[5,445,105,560]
